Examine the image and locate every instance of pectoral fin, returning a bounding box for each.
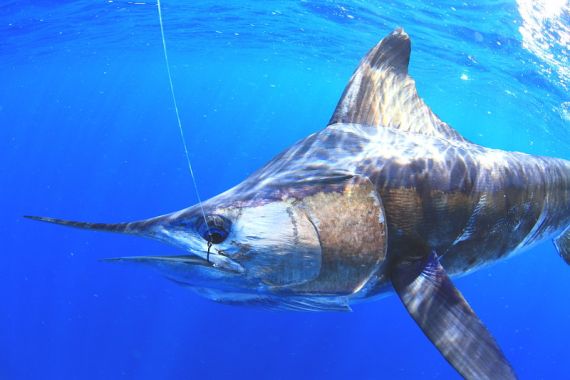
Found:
[391,252,516,380]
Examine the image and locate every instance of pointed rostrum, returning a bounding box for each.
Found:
[329,28,468,143]
[391,252,517,380]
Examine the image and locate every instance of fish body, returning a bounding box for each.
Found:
[28,29,570,379]
[221,119,570,302]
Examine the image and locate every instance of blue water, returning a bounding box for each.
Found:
[2,1,569,379]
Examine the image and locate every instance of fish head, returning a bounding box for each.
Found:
[136,173,388,298]
[140,190,324,292]
[27,174,388,302]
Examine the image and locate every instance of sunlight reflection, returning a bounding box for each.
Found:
[517,0,570,90]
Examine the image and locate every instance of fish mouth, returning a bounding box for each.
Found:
[103,254,211,265]
[189,248,245,273]
[103,252,244,274]
[102,253,246,291]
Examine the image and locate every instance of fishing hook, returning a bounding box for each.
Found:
[207,241,213,263]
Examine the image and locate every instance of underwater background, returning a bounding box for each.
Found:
[1,0,569,379]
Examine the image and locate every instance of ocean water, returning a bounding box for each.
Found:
[1,0,569,379]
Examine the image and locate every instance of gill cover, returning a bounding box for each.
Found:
[230,199,323,287]
[278,175,388,296]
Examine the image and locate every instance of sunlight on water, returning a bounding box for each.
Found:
[517,0,570,90]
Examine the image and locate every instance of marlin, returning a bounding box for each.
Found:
[27,29,570,379]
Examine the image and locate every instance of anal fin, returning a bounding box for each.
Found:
[391,252,516,380]
[554,227,570,265]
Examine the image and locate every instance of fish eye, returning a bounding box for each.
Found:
[197,215,231,244]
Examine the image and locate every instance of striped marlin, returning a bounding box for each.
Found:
[27,29,570,379]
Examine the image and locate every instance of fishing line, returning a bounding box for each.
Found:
[156,0,210,243]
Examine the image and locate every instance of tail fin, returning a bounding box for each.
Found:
[554,227,570,265]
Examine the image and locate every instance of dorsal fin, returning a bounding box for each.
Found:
[329,28,467,143]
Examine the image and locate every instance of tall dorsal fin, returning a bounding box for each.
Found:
[329,28,467,143]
